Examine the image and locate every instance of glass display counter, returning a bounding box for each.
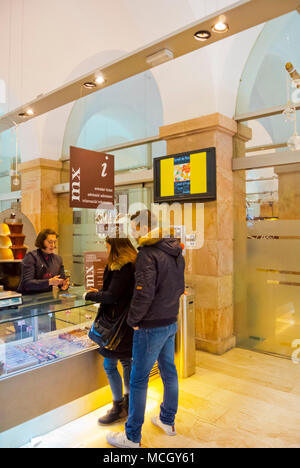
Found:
[0,287,98,379]
[0,286,111,447]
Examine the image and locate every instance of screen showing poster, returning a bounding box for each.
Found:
[154,147,216,203]
[70,146,114,209]
[174,155,191,196]
[84,251,108,290]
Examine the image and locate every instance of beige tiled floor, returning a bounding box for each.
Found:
[23,348,300,448]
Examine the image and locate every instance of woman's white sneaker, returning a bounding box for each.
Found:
[151,416,176,436]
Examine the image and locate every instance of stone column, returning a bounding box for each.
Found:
[19,158,63,234]
[159,113,251,354]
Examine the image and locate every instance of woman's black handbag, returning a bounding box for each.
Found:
[88,306,129,351]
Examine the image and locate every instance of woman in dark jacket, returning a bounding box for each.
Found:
[17,229,69,294]
[15,229,69,338]
[84,236,136,425]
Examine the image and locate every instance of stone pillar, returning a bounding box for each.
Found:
[19,158,63,234]
[160,113,251,354]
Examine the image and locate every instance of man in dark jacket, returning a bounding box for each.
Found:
[107,210,185,448]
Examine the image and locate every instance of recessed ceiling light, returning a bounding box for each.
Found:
[95,75,105,85]
[83,81,97,89]
[212,21,229,33]
[194,30,211,41]
[26,108,34,116]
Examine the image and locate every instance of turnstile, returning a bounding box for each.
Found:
[175,289,195,378]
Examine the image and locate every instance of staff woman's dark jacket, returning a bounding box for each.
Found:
[17,249,65,294]
[85,257,135,360]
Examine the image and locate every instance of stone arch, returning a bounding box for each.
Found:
[61,68,164,164]
[40,49,164,161]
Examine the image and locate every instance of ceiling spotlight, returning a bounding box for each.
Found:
[95,75,105,85]
[18,109,34,117]
[212,21,229,33]
[83,81,97,89]
[194,30,211,41]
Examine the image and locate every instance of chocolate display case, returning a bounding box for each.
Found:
[1,322,97,377]
[0,287,98,378]
[0,287,110,446]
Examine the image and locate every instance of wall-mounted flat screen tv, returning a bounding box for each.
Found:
[154,147,216,203]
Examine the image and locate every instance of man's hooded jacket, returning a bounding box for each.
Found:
[127,228,185,328]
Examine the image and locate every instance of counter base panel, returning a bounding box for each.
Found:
[0,349,108,441]
[0,383,112,448]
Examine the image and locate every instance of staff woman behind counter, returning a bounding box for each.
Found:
[17,228,69,294]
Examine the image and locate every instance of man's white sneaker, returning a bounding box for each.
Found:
[151,416,176,436]
[106,431,141,448]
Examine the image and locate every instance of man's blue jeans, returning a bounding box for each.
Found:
[125,323,178,443]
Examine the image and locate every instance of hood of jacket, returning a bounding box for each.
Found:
[109,251,136,271]
[138,227,182,258]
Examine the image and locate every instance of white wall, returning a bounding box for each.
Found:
[0,0,262,162]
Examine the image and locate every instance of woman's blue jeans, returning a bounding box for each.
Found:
[103,357,132,402]
[125,323,178,443]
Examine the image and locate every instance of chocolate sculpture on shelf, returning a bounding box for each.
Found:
[0,223,13,260]
[4,213,27,260]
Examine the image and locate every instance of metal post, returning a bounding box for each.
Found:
[175,290,195,378]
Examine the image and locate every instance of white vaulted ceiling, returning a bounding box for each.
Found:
[0,0,299,133]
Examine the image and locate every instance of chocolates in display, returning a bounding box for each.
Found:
[2,326,95,375]
[5,346,40,373]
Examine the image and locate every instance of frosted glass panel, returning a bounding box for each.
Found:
[59,185,153,287]
[0,128,20,195]
[235,164,300,358]
[246,112,300,148]
[236,12,300,115]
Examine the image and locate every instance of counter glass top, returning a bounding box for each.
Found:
[0,287,94,324]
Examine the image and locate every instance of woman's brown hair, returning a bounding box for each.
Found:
[106,236,137,270]
[35,229,58,250]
